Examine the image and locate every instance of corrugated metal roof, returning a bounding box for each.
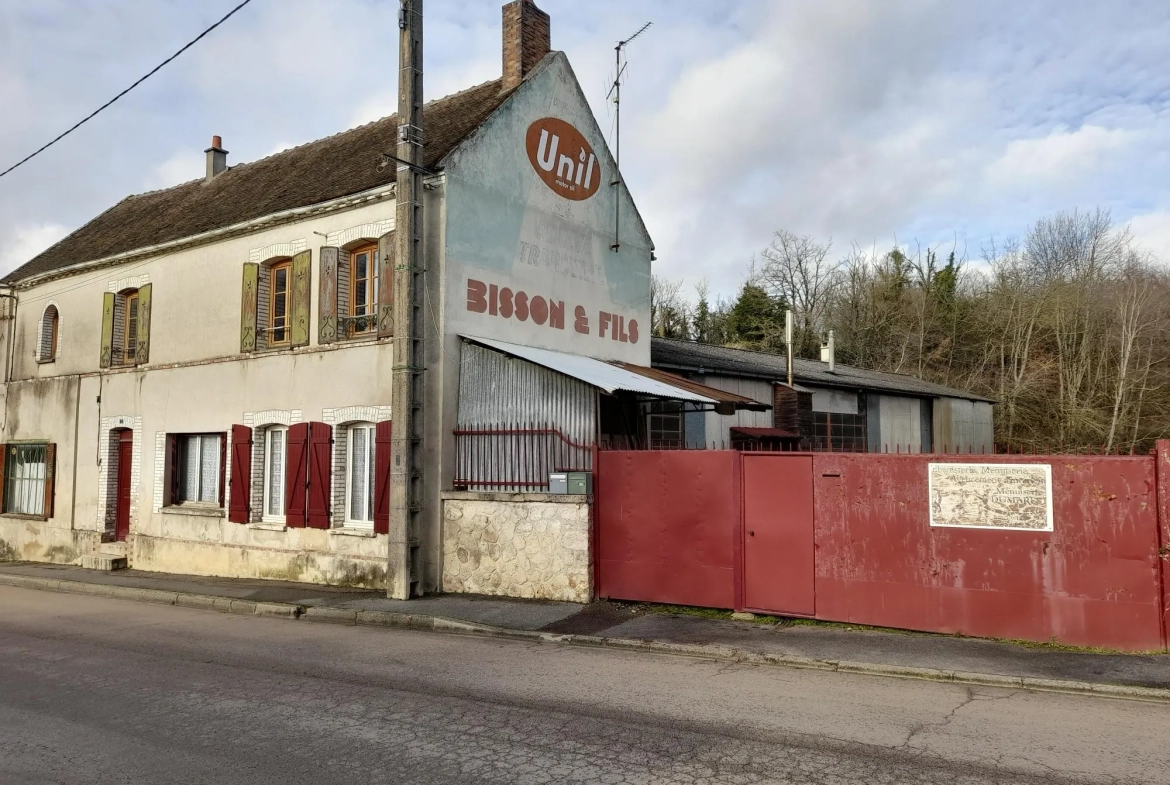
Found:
[462,336,719,403]
[651,338,995,403]
[615,363,770,410]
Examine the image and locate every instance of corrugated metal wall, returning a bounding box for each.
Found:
[456,342,596,490]
[692,375,773,447]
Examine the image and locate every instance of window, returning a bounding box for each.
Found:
[345,423,376,528]
[124,291,139,362]
[647,401,684,449]
[269,261,291,345]
[812,413,867,452]
[264,426,288,521]
[38,305,59,363]
[349,244,378,335]
[3,443,49,517]
[174,434,222,505]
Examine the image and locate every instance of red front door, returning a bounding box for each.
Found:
[743,454,815,616]
[115,430,133,542]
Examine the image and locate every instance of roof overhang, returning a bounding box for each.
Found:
[461,336,769,411]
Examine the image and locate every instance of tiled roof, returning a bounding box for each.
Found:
[4,78,513,284]
[651,337,994,402]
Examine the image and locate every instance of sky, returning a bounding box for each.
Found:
[2,0,1169,299]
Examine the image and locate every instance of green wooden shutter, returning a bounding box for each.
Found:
[99,292,115,369]
[135,283,152,364]
[290,250,311,348]
[377,231,395,338]
[241,263,259,352]
[318,246,339,345]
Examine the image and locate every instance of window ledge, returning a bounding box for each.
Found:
[161,505,225,519]
[330,527,376,538]
[0,512,48,522]
[35,357,56,365]
[250,522,288,532]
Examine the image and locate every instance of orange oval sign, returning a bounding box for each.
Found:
[525,117,601,201]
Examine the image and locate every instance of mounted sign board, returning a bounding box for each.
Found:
[928,463,1053,531]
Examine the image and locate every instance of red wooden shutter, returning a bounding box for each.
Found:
[373,420,392,535]
[306,422,332,529]
[43,443,56,520]
[285,422,309,528]
[228,425,252,523]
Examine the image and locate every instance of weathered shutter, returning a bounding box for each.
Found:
[377,232,395,338]
[228,425,252,523]
[168,434,181,506]
[373,420,392,534]
[306,422,332,529]
[0,444,6,513]
[43,443,56,519]
[99,292,115,368]
[241,263,259,352]
[318,247,339,344]
[290,250,311,348]
[135,283,152,364]
[285,422,309,527]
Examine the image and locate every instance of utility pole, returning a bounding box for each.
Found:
[785,309,794,387]
[389,0,424,599]
[606,21,651,253]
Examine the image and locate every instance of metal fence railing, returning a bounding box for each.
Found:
[453,424,594,492]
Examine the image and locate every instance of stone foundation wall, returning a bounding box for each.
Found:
[442,492,591,603]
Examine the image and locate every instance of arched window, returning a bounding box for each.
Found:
[37,304,59,362]
[345,422,376,528]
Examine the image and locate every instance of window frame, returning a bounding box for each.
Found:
[263,426,288,522]
[269,260,292,346]
[647,401,685,449]
[124,290,139,362]
[173,433,223,506]
[344,422,376,529]
[38,305,60,363]
[3,442,49,518]
[349,243,379,334]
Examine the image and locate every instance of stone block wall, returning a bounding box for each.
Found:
[442,491,590,603]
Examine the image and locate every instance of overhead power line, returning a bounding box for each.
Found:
[0,0,256,181]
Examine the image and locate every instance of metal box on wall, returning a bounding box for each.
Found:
[549,473,568,494]
[566,471,592,495]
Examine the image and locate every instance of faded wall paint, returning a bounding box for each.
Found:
[441,491,591,602]
[443,53,652,364]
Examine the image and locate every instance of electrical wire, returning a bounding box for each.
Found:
[0,0,256,181]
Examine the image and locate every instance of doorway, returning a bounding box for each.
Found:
[114,429,133,542]
[742,454,815,616]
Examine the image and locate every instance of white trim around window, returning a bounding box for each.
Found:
[344,422,375,530]
[263,426,288,522]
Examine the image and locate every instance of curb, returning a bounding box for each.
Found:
[3,571,1168,704]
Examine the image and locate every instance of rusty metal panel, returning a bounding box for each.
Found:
[456,341,596,490]
[811,452,1165,651]
[596,450,739,608]
[1156,440,1170,650]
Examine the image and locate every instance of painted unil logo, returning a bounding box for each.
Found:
[526,118,600,201]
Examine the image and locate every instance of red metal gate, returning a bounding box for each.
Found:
[742,454,815,616]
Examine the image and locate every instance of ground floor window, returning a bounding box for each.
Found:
[345,423,376,528]
[175,434,222,504]
[812,412,867,452]
[264,426,288,521]
[3,443,49,517]
[647,401,684,449]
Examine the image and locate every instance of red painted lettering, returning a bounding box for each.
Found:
[466,279,487,313]
[530,295,548,325]
[499,287,514,318]
[574,305,589,334]
[628,319,639,344]
[488,284,498,316]
[550,300,565,330]
[515,291,529,321]
[619,315,628,342]
[598,311,611,338]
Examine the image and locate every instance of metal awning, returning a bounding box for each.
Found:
[461,336,723,405]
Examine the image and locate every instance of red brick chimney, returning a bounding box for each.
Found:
[502,0,550,91]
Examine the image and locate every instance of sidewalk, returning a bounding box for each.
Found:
[2,561,1168,700]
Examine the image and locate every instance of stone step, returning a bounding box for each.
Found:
[79,553,128,571]
[98,542,127,557]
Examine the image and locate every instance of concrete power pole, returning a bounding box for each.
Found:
[389,0,424,599]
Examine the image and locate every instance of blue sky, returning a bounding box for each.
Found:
[2,0,1169,298]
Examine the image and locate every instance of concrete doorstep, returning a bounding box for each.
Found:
[1,564,1168,704]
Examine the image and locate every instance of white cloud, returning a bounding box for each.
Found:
[143,150,204,191]
[984,125,1136,187]
[1128,209,1170,262]
[0,222,70,275]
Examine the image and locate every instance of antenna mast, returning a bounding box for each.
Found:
[607,21,651,252]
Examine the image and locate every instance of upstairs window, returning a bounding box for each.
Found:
[349,244,378,336]
[269,260,291,346]
[100,285,151,368]
[37,305,59,363]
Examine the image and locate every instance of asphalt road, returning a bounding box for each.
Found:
[1,586,1167,785]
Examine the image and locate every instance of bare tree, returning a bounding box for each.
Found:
[758,230,841,355]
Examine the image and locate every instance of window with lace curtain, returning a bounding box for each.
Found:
[345,422,376,528]
[168,433,223,506]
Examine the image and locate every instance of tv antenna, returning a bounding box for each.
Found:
[606,21,651,252]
